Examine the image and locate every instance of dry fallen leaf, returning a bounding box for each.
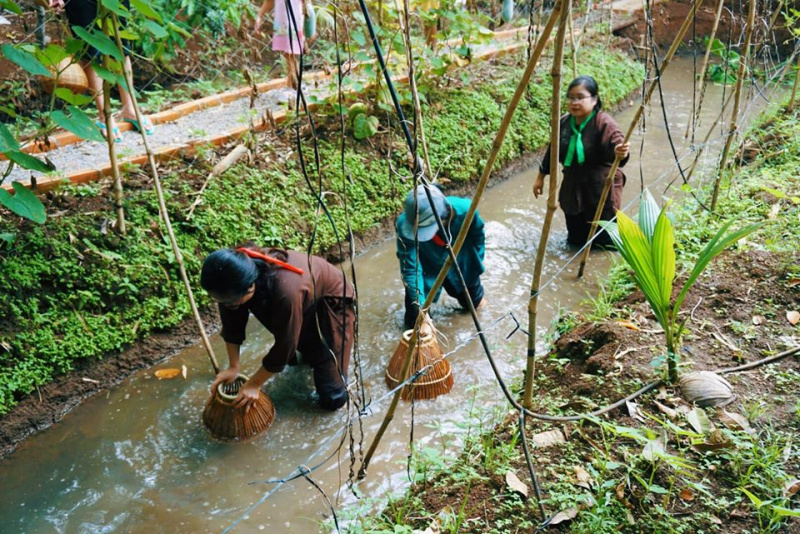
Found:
[532,429,566,448]
[717,410,754,434]
[653,400,678,419]
[752,315,765,325]
[505,471,529,498]
[573,466,594,490]
[787,310,800,326]
[787,277,800,288]
[679,488,695,501]
[785,479,800,499]
[181,364,188,380]
[155,368,182,380]
[549,507,579,525]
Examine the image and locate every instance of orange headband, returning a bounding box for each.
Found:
[237,247,305,275]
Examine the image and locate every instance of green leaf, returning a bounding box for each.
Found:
[651,207,675,310]
[0,123,20,153]
[54,87,94,106]
[1,44,52,77]
[0,0,22,15]
[101,0,130,17]
[6,151,55,173]
[616,210,668,326]
[142,20,168,39]
[772,506,800,517]
[71,27,124,61]
[638,189,660,242]
[673,221,764,314]
[91,64,129,93]
[34,44,70,68]
[686,407,711,435]
[165,20,192,39]
[0,232,15,244]
[740,487,763,508]
[51,106,105,143]
[0,182,47,223]
[353,114,379,140]
[130,0,162,21]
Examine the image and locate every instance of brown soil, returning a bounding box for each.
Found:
[390,249,800,533]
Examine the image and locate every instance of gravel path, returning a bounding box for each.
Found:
[4,33,528,185]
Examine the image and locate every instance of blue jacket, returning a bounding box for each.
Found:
[395,196,486,306]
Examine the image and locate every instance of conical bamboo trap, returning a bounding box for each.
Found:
[39,58,89,94]
[385,329,453,401]
[203,374,276,440]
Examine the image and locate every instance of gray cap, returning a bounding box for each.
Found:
[398,185,449,242]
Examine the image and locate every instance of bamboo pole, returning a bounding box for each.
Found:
[568,10,577,79]
[789,54,800,112]
[111,15,220,374]
[399,0,433,179]
[100,12,126,235]
[684,0,725,140]
[357,0,563,480]
[523,0,570,409]
[576,0,705,279]
[710,0,756,212]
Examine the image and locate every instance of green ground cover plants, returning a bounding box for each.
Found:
[0,47,642,415]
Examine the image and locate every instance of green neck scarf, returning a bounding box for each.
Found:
[564,109,597,167]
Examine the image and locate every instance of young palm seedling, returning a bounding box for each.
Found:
[600,191,763,384]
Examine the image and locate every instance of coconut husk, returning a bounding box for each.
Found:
[385,329,453,401]
[202,375,275,440]
[679,371,735,407]
[39,58,89,94]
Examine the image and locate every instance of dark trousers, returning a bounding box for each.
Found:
[565,213,616,249]
[299,297,355,410]
[404,276,484,329]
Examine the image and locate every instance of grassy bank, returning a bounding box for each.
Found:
[341,101,800,532]
[0,48,643,416]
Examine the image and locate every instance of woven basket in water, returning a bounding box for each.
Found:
[385,329,453,401]
[39,58,89,94]
[679,371,735,407]
[202,375,276,440]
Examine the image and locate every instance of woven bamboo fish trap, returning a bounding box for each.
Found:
[39,58,89,94]
[202,374,276,440]
[385,329,453,401]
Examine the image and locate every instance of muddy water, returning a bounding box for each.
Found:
[0,58,776,533]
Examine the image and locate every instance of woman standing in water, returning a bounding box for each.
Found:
[200,245,355,411]
[533,75,630,248]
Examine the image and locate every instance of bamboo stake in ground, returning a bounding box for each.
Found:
[710,0,756,212]
[111,15,220,374]
[788,53,800,112]
[524,0,570,410]
[576,0,705,279]
[357,0,563,480]
[100,11,125,235]
[684,0,725,140]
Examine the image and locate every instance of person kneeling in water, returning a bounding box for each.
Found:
[200,245,355,411]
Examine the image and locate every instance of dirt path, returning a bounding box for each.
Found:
[3,29,531,187]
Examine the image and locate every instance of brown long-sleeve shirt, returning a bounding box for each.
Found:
[539,111,628,216]
[218,250,354,373]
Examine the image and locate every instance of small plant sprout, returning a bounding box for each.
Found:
[600,190,763,383]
